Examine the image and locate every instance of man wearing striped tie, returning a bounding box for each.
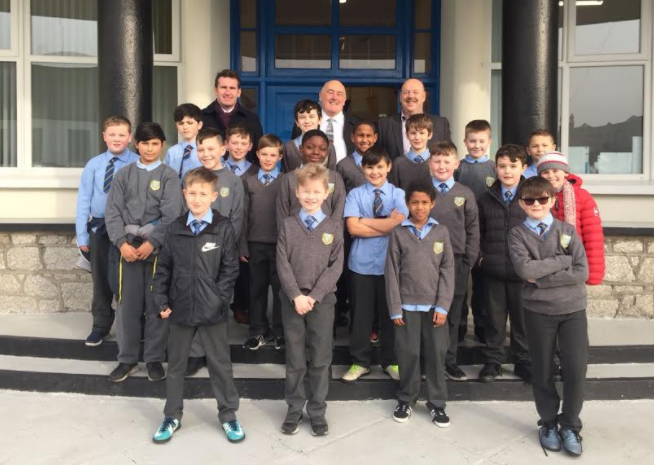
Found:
[163,104,204,182]
[76,116,139,348]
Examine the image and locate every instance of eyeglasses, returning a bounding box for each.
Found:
[521,197,551,206]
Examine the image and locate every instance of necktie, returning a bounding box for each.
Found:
[373,189,383,218]
[103,157,119,194]
[325,118,334,142]
[262,173,273,186]
[179,144,193,179]
[439,183,448,194]
[229,163,238,173]
[191,219,204,236]
[411,226,421,239]
[413,155,424,164]
[537,222,548,236]
[305,215,316,231]
[504,191,513,204]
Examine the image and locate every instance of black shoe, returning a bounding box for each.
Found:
[514,361,533,384]
[243,335,267,351]
[458,325,467,342]
[310,418,329,436]
[426,402,450,428]
[109,363,139,383]
[478,363,502,383]
[85,330,108,347]
[185,357,205,378]
[445,364,468,381]
[393,403,412,423]
[281,412,303,435]
[147,362,166,381]
[275,336,285,350]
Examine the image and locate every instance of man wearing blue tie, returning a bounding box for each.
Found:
[163,104,204,182]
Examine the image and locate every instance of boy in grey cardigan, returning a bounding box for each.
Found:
[508,177,589,457]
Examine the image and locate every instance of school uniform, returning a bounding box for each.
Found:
[277,211,344,420]
[385,218,454,407]
[509,217,589,432]
[76,149,139,335]
[164,141,202,181]
[344,181,409,369]
[387,148,431,191]
[152,209,240,424]
[429,178,480,367]
[523,164,538,179]
[201,101,263,164]
[224,155,253,177]
[282,136,337,173]
[105,160,183,364]
[377,113,451,161]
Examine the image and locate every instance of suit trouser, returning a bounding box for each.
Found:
[89,230,115,334]
[116,258,168,364]
[164,322,239,423]
[395,310,449,408]
[282,291,335,419]
[248,242,282,337]
[335,237,352,318]
[231,261,250,312]
[482,275,530,365]
[460,267,487,333]
[349,272,396,368]
[524,309,588,432]
[445,256,470,366]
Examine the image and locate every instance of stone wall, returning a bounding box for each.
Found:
[0,231,653,318]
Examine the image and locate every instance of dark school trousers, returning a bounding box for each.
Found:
[281,291,335,419]
[524,309,588,432]
[248,242,282,337]
[116,258,168,364]
[445,256,471,367]
[89,230,115,334]
[460,267,487,333]
[482,275,530,365]
[349,272,396,368]
[231,261,250,313]
[165,322,239,423]
[335,236,353,318]
[395,309,449,408]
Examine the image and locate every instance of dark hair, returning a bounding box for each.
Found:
[173,103,202,123]
[528,129,556,145]
[134,122,165,143]
[361,147,391,167]
[429,140,458,159]
[103,115,131,132]
[258,133,283,151]
[226,123,251,141]
[406,181,437,203]
[405,113,433,133]
[465,119,492,137]
[214,69,241,88]
[183,167,218,191]
[353,120,377,134]
[197,127,224,145]
[294,99,322,119]
[301,129,329,146]
[495,143,528,166]
[518,176,556,200]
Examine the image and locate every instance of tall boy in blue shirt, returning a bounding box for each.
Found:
[163,103,204,180]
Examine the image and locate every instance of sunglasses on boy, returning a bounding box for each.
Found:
[520,196,551,206]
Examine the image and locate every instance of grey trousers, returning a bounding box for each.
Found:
[89,230,115,334]
[116,258,167,364]
[281,291,335,420]
[445,256,470,366]
[164,322,239,423]
[395,309,449,408]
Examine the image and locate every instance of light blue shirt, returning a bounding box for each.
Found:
[406,148,430,164]
[136,159,162,171]
[431,177,455,193]
[523,164,538,179]
[351,151,363,167]
[524,213,554,237]
[293,135,303,149]
[186,209,213,234]
[164,141,201,179]
[224,156,251,177]
[344,181,409,275]
[257,166,280,184]
[299,208,326,230]
[75,149,139,246]
[501,184,519,202]
[463,155,490,164]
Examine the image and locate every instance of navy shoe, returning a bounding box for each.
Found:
[85,331,107,347]
[560,428,583,457]
[539,421,561,453]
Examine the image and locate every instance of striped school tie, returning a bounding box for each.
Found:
[103,157,119,194]
[262,174,273,186]
[304,215,317,231]
[228,163,238,173]
[413,155,424,164]
[439,182,448,194]
[191,220,204,236]
[325,118,334,142]
[504,191,513,204]
[179,144,193,179]
[537,222,548,236]
[411,226,421,239]
[373,189,383,218]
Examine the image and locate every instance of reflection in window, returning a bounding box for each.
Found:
[340,0,395,27]
[240,0,256,28]
[153,0,173,55]
[275,0,331,26]
[413,33,430,74]
[0,0,10,49]
[240,88,257,113]
[240,31,257,72]
[0,62,17,167]
[339,35,395,70]
[153,66,178,147]
[414,0,431,29]
[576,0,640,55]
[31,0,98,57]
[345,87,397,121]
[275,35,330,69]
[569,66,643,174]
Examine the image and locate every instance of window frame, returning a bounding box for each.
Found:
[0,0,20,57]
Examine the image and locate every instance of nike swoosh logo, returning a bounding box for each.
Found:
[201,244,220,252]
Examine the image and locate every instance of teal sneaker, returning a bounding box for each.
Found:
[222,419,245,443]
[152,417,180,444]
[560,428,583,457]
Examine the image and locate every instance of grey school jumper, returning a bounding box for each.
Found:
[242,170,282,251]
[283,140,337,173]
[387,156,431,191]
[336,156,366,193]
[455,161,496,200]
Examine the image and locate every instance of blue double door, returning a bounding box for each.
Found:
[265,85,323,141]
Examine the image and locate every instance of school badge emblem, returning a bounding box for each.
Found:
[560,234,571,249]
[150,180,161,191]
[322,233,334,245]
[433,241,443,255]
[485,176,495,187]
[454,196,465,207]
[220,187,230,198]
[328,183,335,194]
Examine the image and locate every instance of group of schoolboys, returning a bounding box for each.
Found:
[76,87,602,456]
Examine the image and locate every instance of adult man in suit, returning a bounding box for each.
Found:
[201,69,263,164]
[378,78,451,160]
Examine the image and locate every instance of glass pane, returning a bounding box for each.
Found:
[558,2,563,61]
[414,0,431,29]
[340,0,395,27]
[240,88,257,113]
[490,69,502,157]
[0,62,17,167]
[153,0,173,55]
[240,0,256,28]
[339,35,395,69]
[275,35,330,69]
[345,86,397,121]
[153,66,178,148]
[413,33,430,74]
[275,0,331,26]
[240,31,257,72]
[32,63,99,168]
[569,66,643,174]
[31,0,97,57]
[491,0,502,63]
[576,0,640,55]
[0,0,10,49]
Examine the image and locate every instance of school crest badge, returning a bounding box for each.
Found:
[485,176,495,187]
[560,234,571,249]
[454,196,465,207]
[322,233,334,245]
[150,180,161,191]
[328,182,335,194]
[433,241,443,255]
[220,187,230,198]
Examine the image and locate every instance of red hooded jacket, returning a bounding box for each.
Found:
[552,173,605,285]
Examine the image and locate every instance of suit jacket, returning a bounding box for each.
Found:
[377,113,451,160]
[291,112,359,157]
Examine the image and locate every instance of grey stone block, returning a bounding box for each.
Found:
[620,295,654,318]
[43,247,79,271]
[0,296,38,313]
[613,240,643,254]
[11,233,37,245]
[613,285,645,294]
[604,256,635,283]
[586,284,613,297]
[7,247,41,271]
[587,298,619,318]
[38,299,63,312]
[0,275,22,294]
[24,275,59,299]
[636,258,654,283]
[61,283,93,311]
[38,234,71,245]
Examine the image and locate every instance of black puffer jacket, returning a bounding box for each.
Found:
[477,180,526,282]
[152,210,239,326]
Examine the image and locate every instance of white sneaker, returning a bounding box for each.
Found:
[383,365,400,381]
[341,364,370,383]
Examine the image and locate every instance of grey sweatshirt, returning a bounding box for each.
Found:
[336,156,366,193]
[276,215,344,303]
[455,160,497,200]
[242,171,283,255]
[388,156,431,191]
[105,163,183,249]
[385,223,455,318]
[210,166,245,238]
[429,182,480,265]
[508,219,589,315]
